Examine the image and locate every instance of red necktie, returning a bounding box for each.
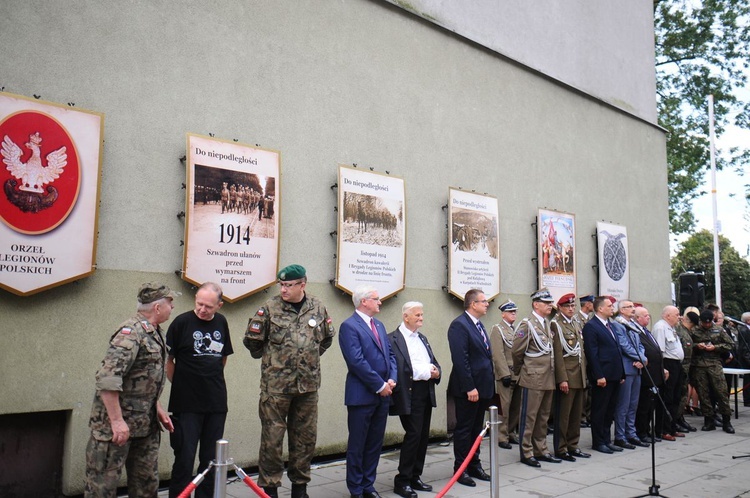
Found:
[370,318,381,347]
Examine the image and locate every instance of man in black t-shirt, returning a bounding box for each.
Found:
[166,282,233,498]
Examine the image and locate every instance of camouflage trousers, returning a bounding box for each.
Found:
[677,363,691,419]
[690,365,731,418]
[84,430,161,498]
[258,391,318,487]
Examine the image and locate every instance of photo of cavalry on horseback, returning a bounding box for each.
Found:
[192,164,276,239]
[341,192,403,247]
[451,209,499,259]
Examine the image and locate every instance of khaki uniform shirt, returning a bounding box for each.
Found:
[244,294,335,394]
[551,315,587,389]
[490,320,517,382]
[512,313,555,390]
[89,314,166,440]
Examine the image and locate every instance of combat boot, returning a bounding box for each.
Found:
[701,416,716,431]
[291,483,309,498]
[262,486,279,498]
[722,415,735,434]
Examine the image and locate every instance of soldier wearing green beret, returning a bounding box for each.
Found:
[84,283,178,497]
[244,265,336,498]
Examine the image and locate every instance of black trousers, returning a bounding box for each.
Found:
[169,412,227,498]
[396,382,432,484]
[452,395,490,472]
[635,384,664,439]
[590,381,620,447]
[662,359,683,434]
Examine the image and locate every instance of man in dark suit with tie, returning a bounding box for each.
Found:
[388,302,441,498]
[582,296,624,454]
[447,289,494,487]
[339,285,398,498]
[633,306,665,443]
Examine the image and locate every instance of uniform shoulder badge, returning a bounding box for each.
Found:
[249,322,262,333]
[120,327,132,335]
[256,308,265,317]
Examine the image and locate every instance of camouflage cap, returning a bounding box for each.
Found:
[277,264,306,281]
[137,282,180,304]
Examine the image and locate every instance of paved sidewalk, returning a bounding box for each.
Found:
[167,405,750,498]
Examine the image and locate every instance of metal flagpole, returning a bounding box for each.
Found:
[707,94,722,308]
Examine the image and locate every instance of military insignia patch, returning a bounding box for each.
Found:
[121,327,132,335]
[256,308,265,316]
[249,322,261,333]
[326,318,332,324]
[308,319,317,327]
[516,330,525,339]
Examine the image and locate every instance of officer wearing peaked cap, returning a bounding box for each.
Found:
[490,300,522,449]
[244,265,336,498]
[512,288,558,467]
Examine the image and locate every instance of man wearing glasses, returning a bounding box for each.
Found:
[447,289,494,486]
[244,265,336,498]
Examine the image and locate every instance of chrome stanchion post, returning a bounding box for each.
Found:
[213,439,232,498]
[489,406,500,498]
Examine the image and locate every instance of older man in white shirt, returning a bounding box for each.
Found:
[650,305,683,440]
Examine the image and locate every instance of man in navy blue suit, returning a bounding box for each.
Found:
[447,289,494,487]
[582,296,625,454]
[339,285,397,498]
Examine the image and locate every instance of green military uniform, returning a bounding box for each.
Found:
[690,324,733,421]
[490,319,521,444]
[244,294,335,488]
[84,315,167,498]
[675,323,694,421]
[551,315,587,455]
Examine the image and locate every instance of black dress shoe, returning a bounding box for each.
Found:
[638,435,654,444]
[468,467,491,481]
[607,443,624,452]
[570,448,591,458]
[628,438,649,447]
[456,472,476,487]
[536,453,562,463]
[499,441,512,449]
[363,492,382,498]
[520,456,541,467]
[594,444,614,454]
[410,478,432,492]
[580,420,591,428]
[393,484,417,498]
[556,452,576,462]
[508,434,520,444]
[614,439,636,449]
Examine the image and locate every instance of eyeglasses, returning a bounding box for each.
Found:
[278,281,303,289]
[620,305,635,309]
[364,296,381,302]
[474,300,489,304]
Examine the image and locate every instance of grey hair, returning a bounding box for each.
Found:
[198,281,223,302]
[742,312,750,324]
[402,301,424,315]
[352,285,378,307]
[137,300,159,313]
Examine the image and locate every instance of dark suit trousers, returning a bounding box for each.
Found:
[346,398,390,494]
[590,381,620,447]
[452,395,490,472]
[636,385,664,439]
[662,359,684,434]
[396,381,432,484]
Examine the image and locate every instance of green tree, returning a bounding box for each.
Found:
[671,229,750,317]
[654,0,750,235]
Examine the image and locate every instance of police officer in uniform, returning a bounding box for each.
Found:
[244,265,336,498]
[84,283,177,497]
[490,300,521,449]
[551,293,590,461]
[512,288,560,467]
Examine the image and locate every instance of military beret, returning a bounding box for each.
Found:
[699,309,715,323]
[137,282,180,304]
[578,294,595,303]
[531,288,554,302]
[499,300,518,312]
[557,293,576,306]
[277,264,306,281]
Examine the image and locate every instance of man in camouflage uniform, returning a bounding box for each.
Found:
[551,293,590,461]
[674,308,699,432]
[84,283,178,498]
[690,309,735,433]
[244,264,335,498]
[490,300,521,450]
[512,288,559,467]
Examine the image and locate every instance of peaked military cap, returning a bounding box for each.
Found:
[499,300,518,312]
[578,294,595,303]
[531,287,554,302]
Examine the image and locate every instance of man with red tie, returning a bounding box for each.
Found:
[339,285,398,498]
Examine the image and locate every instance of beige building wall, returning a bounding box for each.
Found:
[0,1,668,494]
